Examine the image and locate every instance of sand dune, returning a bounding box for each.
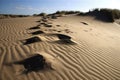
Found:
[0,15,120,80]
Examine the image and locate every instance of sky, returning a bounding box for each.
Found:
[0,0,120,15]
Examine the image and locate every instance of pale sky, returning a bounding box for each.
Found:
[0,0,120,15]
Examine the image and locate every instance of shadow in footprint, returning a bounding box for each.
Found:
[51,34,76,44]
[23,36,41,45]
[29,26,40,30]
[81,22,88,25]
[13,54,49,74]
[36,20,41,22]
[40,22,46,25]
[31,30,44,35]
[56,25,60,27]
[45,24,52,27]
[40,22,52,27]
[55,39,75,44]
[57,34,71,40]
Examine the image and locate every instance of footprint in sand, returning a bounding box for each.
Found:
[31,30,44,35]
[44,24,52,27]
[25,17,75,45]
[64,29,73,33]
[81,22,88,25]
[29,26,40,30]
[45,33,76,44]
[56,25,60,27]
[12,53,54,74]
[36,20,41,22]
[56,34,75,44]
[23,36,42,45]
[40,22,53,28]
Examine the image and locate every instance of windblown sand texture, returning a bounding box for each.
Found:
[0,15,120,80]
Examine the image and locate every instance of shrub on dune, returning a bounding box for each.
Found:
[78,8,120,22]
[33,13,47,17]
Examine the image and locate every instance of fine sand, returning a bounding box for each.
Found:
[0,15,120,80]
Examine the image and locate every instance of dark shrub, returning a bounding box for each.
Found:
[78,8,120,22]
[39,13,46,16]
[55,11,80,15]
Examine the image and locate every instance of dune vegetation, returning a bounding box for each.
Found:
[79,8,120,22]
[0,14,30,19]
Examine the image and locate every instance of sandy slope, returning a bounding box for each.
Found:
[0,15,120,80]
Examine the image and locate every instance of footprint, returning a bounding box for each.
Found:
[12,53,54,74]
[57,34,71,39]
[23,36,42,45]
[47,34,76,44]
[81,22,88,25]
[56,25,60,27]
[36,20,41,22]
[31,30,44,35]
[40,22,52,27]
[64,29,73,33]
[44,24,52,27]
[29,26,40,29]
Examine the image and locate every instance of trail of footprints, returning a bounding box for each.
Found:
[15,16,76,74]
[23,17,75,45]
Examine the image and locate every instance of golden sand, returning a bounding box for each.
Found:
[0,15,120,80]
